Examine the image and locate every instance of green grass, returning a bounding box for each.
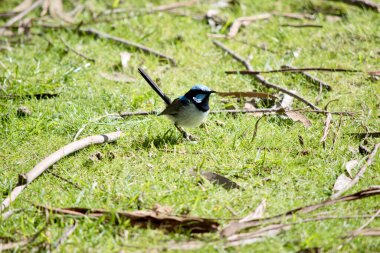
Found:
[1,0,380,252]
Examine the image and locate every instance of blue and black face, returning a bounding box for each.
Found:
[184,85,216,112]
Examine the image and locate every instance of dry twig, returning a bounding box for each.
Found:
[281,65,332,91]
[213,40,321,110]
[331,142,380,199]
[1,131,122,212]
[60,36,95,62]
[332,0,380,12]
[80,28,176,66]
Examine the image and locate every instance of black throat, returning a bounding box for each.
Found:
[184,90,211,112]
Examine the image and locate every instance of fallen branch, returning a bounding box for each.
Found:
[213,40,321,110]
[36,204,219,233]
[80,28,176,66]
[221,186,380,237]
[282,65,332,91]
[1,131,122,212]
[331,142,380,199]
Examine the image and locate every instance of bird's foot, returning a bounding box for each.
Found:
[183,132,198,141]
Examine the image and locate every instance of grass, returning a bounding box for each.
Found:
[1,0,380,252]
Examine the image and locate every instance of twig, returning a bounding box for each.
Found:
[339,209,380,250]
[331,0,380,12]
[0,0,43,35]
[225,68,362,75]
[349,132,380,139]
[251,115,265,141]
[51,220,78,251]
[282,65,332,91]
[0,223,47,250]
[221,186,380,237]
[47,170,82,190]
[213,40,321,110]
[280,23,323,28]
[59,36,95,62]
[1,208,23,221]
[1,131,122,212]
[119,110,158,117]
[331,142,380,199]
[73,114,121,141]
[80,28,176,66]
[321,113,333,148]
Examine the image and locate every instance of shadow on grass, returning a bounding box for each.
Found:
[137,130,182,149]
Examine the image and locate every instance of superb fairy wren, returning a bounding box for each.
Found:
[138,67,215,140]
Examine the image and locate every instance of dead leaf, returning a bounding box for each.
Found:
[100,72,135,83]
[333,174,352,193]
[280,93,294,109]
[346,228,380,237]
[217,91,277,100]
[321,113,332,143]
[89,151,103,162]
[239,200,266,223]
[345,160,358,178]
[198,170,241,190]
[36,205,219,233]
[243,102,256,111]
[226,224,291,247]
[48,0,74,23]
[368,71,380,76]
[13,0,33,13]
[284,111,312,128]
[120,52,132,70]
[228,13,272,38]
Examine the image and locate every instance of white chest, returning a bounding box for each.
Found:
[165,103,209,128]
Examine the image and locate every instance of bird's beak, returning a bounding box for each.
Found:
[210,90,217,94]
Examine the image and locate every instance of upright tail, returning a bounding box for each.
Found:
[138,67,171,105]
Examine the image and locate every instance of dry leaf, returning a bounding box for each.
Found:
[120,52,132,70]
[243,102,256,111]
[100,72,135,83]
[321,113,332,143]
[284,111,312,128]
[48,0,74,23]
[239,200,266,223]
[333,174,352,193]
[226,224,291,247]
[345,160,358,178]
[152,204,173,215]
[200,171,241,190]
[13,0,33,13]
[280,93,294,109]
[217,91,277,100]
[228,13,272,38]
[36,205,219,233]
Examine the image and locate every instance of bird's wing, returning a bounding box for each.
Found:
[159,97,189,116]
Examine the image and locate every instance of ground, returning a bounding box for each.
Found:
[0,0,379,252]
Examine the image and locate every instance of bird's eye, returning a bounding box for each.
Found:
[193,94,206,103]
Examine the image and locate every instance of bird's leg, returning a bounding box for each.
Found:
[174,123,198,141]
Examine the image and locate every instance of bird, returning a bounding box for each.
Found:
[138,67,215,140]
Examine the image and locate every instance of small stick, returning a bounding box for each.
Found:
[119,110,158,117]
[60,36,95,62]
[47,170,82,190]
[331,142,380,199]
[51,220,78,251]
[251,115,265,141]
[282,65,332,91]
[213,41,320,110]
[1,131,122,212]
[321,113,333,148]
[339,209,380,250]
[80,28,176,66]
[0,0,43,34]
[225,68,362,74]
[280,24,323,28]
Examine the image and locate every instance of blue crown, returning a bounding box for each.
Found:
[190,84,211,92]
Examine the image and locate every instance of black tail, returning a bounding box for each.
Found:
[138,67,171,105]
